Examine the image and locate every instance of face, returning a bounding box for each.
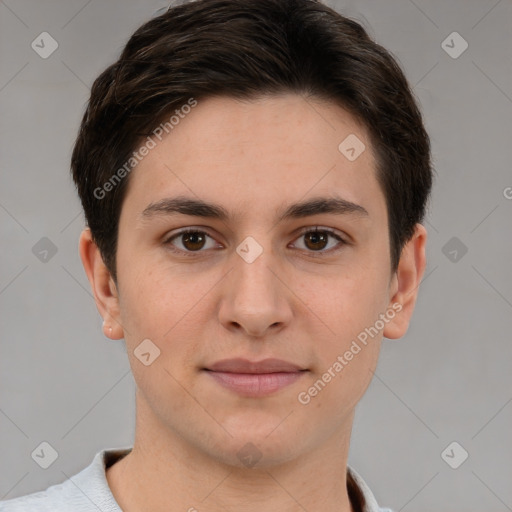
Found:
[83,94,422,468]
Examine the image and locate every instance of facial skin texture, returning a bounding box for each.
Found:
[80,94,427,512]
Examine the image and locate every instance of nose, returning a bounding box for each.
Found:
[217,244,293,338]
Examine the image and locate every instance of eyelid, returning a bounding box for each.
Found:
[294,226,348,243]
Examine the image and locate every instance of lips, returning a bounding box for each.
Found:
[204,358,306,374]
[203,358,307,397]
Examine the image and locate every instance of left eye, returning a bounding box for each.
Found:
[291,228,345,253]
[164,227,346,256]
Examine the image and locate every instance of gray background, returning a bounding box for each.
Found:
[1,0,511,510]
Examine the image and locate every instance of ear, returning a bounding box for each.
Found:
[79,228,124,340]
[383,223,427,340]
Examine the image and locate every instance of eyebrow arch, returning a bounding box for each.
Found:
[276,195,369,222]
[139,195,369,223]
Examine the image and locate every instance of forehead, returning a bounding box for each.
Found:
[120,94,385,225]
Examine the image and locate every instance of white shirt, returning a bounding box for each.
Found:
[0,447,394,512]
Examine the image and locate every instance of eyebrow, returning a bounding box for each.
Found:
[139,195,369,223]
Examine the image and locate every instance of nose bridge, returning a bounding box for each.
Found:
[218,234,292,336]
[233,236,279,308]
[236,239,275,294]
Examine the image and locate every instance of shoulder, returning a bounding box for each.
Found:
[0,479,76,511]
[0,447,131,512]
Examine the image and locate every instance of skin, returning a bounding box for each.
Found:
[79,93,427,512]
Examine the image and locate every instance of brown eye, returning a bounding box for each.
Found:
[164,229,218,256]
[303,231,329,251]
[292,227,346,255]
[181,231,207,251]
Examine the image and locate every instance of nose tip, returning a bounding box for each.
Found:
[217,244,294,338]
[230,320,282,338]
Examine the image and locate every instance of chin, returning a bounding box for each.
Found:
[204,428,306,470]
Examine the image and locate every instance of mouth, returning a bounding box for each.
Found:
[202,358,308,397]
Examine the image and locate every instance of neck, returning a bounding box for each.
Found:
[106,391,357,512]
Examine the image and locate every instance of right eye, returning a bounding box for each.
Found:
[163,229,221,256]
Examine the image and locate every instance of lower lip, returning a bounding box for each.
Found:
[204,370,306,397]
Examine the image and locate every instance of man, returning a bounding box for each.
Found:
[0,0,431,510]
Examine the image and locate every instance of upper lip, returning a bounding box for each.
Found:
[204,358,306,374]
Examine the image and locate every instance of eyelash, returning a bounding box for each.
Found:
[163,227,348,258]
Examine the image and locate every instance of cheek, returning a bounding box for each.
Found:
[302,265,386,329]
[117,265,217,371]
[304,266,388,373]
[302,341,381,419]
[298,273,385,411]
[117,253,194,333]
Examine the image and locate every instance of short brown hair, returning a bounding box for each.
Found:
[71,0,433,282]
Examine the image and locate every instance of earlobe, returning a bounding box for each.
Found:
[383,223,427,340]
[78,228,124,339]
